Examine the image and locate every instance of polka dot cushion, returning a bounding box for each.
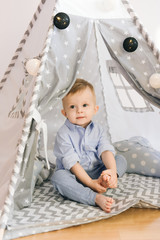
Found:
[113,136,160,177]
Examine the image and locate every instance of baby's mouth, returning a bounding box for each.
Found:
[76,116,85,119]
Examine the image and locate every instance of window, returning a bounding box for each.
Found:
[107,60,153,112]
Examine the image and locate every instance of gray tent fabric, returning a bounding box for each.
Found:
[0,0,160,239]
[98,18,160,106]
[9,9,160,215]
[9,13,113,211]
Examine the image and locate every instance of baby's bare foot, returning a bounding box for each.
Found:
[95,194,114,212]
[99,174,111,188]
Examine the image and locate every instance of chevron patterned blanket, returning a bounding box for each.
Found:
[4,173,160,239]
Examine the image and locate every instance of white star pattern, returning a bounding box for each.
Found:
[110,26,114,30]
[63,54,68,59]
[141,60,146,64]
[76,37,81,41]
[143,72,148,76]
[76,24,81,29]
[46,69,50,75]
[124,31,129,35]
[46,83,51,89]
[64,41,68,46]
[24,199,30,204]
[121,20,125,24]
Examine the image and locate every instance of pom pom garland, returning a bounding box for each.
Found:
[26,58,41,76]
[53,12,70,30]
[149,73,160,89]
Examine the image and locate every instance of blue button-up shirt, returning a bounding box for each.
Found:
[54,119,115,171]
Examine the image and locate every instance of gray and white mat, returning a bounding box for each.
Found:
[4,173,160,239]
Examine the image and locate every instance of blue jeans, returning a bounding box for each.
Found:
[51,155,127,206]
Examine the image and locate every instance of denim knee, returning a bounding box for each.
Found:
[115,154,127,177]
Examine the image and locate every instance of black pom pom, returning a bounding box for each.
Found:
[123,37,138,52]
[53,12,70,30]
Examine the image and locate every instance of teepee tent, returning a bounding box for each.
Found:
[0,0,160,239]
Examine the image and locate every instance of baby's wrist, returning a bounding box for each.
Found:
[88,178,94,187]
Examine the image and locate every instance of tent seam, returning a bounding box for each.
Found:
[121,0,160,63]
[94,21,113,143]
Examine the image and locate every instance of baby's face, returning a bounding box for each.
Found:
[62,87,99,128]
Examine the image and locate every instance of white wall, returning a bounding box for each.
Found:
[0,0,40,79]
[0,0,160,79]
[129,0,160,50]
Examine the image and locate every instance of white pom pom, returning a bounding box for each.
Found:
[26,58,41,76]
[149,73,160,89]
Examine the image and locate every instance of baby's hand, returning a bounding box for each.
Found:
[89,179,107,193]
[100,169,117,189]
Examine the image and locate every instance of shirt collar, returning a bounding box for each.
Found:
[65,118,94,131]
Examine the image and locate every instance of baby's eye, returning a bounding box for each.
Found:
[70,105,75,109]
[83,104,88,107]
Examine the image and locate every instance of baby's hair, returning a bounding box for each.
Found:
[66,78,95,96]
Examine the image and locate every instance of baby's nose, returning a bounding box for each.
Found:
[77,107,83,113]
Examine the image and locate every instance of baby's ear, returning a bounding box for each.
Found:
[95,105,99,113]
[61,109,66,117]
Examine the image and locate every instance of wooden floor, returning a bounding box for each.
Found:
[15,208,160,240]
